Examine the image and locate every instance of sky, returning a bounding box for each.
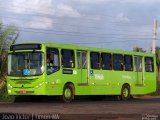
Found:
[0,0,160,51]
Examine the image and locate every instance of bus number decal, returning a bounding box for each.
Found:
[122,75,131,80]
[63,69,73,74]
[73,70,77,75]
[95,74,104,80]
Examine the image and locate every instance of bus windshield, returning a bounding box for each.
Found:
[8,52,44,76]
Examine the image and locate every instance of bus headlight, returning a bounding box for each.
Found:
[8,84,13,88]
[8,90,11,93]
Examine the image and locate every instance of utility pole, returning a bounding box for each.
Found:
[152,19,157,54]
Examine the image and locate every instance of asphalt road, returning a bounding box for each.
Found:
[0,95,160,120]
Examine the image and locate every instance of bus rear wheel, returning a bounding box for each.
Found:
[61,84,74,103]
[120,84,130,101]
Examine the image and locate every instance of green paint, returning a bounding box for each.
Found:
[7,43,156,97]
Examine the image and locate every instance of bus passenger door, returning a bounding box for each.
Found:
[134,56,143,85]
[77,51,88,84]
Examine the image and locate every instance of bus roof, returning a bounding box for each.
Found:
[10,42,155,57]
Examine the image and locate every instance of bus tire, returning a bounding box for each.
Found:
[120,84,130,101]
[61,84,74,103]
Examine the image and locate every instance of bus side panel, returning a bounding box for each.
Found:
[144,72,156,94]
[45,68,80,96]
[44,70,63,95]
[76,70,134,95]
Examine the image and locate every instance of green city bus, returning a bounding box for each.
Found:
[7,43,156,102]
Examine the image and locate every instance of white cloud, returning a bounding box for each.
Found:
[77,0,111,3]
[26,17,53,29]
[113,13,129,23]
[119,0,160,4]
[11,0,55,15]
[56,3,81,17]
[77,0,160,4]
[10,0,81,18]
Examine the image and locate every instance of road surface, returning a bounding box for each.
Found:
[0,95,160,120]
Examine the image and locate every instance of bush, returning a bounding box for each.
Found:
[0,83,15,102]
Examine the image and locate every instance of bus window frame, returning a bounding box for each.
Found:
[90,52,101,70]
[113,54,124,71]
[145,57,154,72]
[101,52,112,70]
[46,47,60,75]
[124,55,133,71]
[61,49,75,68]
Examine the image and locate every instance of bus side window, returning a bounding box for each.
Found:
[47,48,60,74]
[113,54,123,71]
[90,52,100,69]
[61,49,75,68]
[82,52,87,69]
[77,52,81,68]
[124,55,133,71]
[145,57,154,72]
[101,53,112,70]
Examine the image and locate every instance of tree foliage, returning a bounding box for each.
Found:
[156,47,160,70]
[133,46,146,52]
[0,22,19,81]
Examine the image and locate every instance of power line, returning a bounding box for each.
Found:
[72,40,140,44]
[1,23,152,37]
[1,15,152,35]
[0,3,115,20]
[0,5,153,27]
[1,25,154,46]
[2,24,152,39]
[0,2,152,26]
[0,15,100,29]
[2,2,153,33]
[0,5,106,23]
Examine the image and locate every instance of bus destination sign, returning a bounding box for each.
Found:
[10,44,41,51]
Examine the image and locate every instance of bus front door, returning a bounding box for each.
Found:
[77,51,88,84]
[134,56,143,85]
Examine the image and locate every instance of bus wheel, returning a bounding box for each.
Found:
[61,84,74,103]
[120,84,130,101]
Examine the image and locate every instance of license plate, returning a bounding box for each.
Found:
[19,90,27,94]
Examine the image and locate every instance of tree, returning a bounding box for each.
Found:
[133,46,146,52]
[156,47,160,81]
[0,22,19,82]
[156,47,160,70]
